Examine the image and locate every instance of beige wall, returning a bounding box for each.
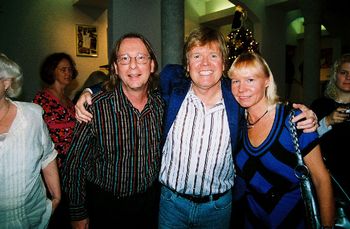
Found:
[0,0,108,101]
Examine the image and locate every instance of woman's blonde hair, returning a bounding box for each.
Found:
[228,52,279,105]
[0,53,23,97]
[325,53,350,99]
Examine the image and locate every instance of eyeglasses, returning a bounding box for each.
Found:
[58,67,73,73]
[117,53,151,65]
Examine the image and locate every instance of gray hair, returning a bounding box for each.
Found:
[0,53,23,97]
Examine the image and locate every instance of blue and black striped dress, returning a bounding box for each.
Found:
[235,104,319,229]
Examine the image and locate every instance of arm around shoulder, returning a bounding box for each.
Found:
[75,90,93,123]
[292,103,318,133]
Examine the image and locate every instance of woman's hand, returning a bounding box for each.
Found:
[325,107,350,126]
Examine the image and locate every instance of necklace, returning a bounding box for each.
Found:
[246,109,268,128]
[0,102,10,123]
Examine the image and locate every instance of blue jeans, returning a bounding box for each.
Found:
[158,186,232,229]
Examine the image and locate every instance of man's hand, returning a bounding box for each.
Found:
[75,91,93,123]
[71,218,89,229]
[292,103,318,133]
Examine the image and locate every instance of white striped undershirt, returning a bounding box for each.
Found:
[159,89,234,196]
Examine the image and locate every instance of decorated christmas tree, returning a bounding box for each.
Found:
[226,6,259,66]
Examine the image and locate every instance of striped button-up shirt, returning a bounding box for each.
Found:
[159,88,234,196]
[63,83,164,220]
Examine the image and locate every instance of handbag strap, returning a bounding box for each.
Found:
[289,110,322,229]
[330,174,350,203]
[289,110,311,180]
[289,110,350,204]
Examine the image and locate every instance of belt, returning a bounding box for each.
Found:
[170,188,229,204]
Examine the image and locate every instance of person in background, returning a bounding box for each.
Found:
[0,53,61,228]
[33,52,78,168]
[62,33,164,229]
[33,52,78,229]
[228,52,334,228]
[74,27,318,229]
[311,53,350,216]
[72,70,108,104]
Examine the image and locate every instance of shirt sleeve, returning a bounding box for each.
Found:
[317,117,332,137]
[299,129,319,157]
[62,119,94,221]
[39,106,57,169]
[88,82,103,94]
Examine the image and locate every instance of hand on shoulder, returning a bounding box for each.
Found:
[75,91,93,123]
[292,103,318,133]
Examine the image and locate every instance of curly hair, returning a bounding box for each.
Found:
[325,53,350,99]
[40,52,78,85]
[0,53,23,97]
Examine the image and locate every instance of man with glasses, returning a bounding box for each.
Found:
[62,33,164,228]
[74,27,318,228]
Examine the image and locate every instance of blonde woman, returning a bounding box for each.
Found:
[311,53,350,218]
[228,52,334,228]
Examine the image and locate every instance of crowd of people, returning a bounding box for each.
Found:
[1,25,348,229]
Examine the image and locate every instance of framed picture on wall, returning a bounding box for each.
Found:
[76,24,98,57]
[320,48,332,68]
[320,48,332,81]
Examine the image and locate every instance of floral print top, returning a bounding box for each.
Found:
[33,89,76,168]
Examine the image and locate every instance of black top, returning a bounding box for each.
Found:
[311,97,350,196]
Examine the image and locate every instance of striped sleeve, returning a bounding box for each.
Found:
[62,120,94,220]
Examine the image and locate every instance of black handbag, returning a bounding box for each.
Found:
[330,174,350,229]
[289,110,321,229]
[289,110,350,229]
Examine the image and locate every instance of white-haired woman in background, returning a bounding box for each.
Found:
[0,53,61,228]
